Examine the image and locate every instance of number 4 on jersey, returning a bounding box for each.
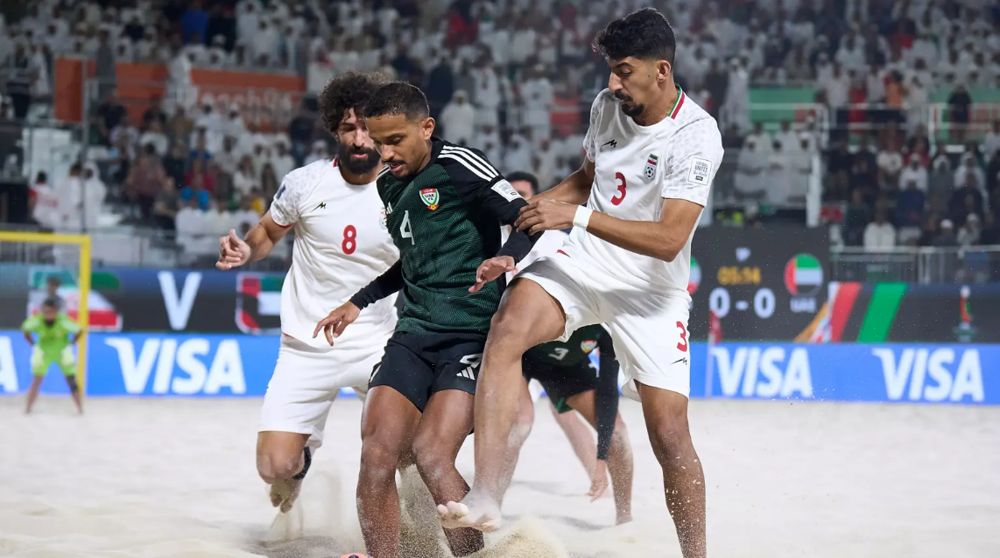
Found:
[399,210,414,245]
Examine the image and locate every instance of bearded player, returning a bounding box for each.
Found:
[439,9,723,558]
[216,71,398,513]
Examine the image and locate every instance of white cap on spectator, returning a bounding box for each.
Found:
[213,35,226,45]
[941,220,954,229]
[229,103,240,113]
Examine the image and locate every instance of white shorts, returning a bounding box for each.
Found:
[259,331,389,450]
[517,253,692,400]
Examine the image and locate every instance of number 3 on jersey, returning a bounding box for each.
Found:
[611,172,627,206]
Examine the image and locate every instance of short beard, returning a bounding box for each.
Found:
[613,91,644,118]
[337,143,381,175]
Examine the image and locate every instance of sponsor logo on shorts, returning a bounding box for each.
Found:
[457,353,482,380]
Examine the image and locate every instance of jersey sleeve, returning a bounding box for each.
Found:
[268,175,301,228]
[21,314,41,333]
[582,91,607,163]
[59,315,82,334]
[594,330,620,461]
[441,145,541,261]
[659,120,725,207]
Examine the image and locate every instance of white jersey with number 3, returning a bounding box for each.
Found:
[269,159,398,349]
[561,87,724,298]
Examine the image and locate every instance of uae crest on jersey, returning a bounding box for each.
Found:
[420,188,440,210]
[580,340,598,353]
[643,153,659,182]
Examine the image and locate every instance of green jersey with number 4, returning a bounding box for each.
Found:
[378,138,527,335]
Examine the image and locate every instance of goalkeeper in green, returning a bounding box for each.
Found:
[22,298,83,414]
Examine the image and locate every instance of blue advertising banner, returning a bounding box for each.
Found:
[0,332,993,405]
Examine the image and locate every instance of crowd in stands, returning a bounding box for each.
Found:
[5,0,1000,259]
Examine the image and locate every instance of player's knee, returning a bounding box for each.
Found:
[411,432,453,483]
[487,307,532,352]
[359,437,399,482]
[256,448,303,483]
[65,376,79,393]
[647,418,691,467]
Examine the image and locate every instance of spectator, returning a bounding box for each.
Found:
[503,134,533,177]
[876,135,905,192]
[181,0,209,44]
[30,171,59,229]
[304,140,328,165]
[142,96,168,130]
[985,120,1000,161]
[745,123,771,155]
[947,84,972,142]
[189,130,213,162]
[986,149,1000,195]
[175,197,207,255]
[260,163,280,199]
[957,214,981,247]
[232,155,258,198]
[949,176,986,228]
[153,177,181,231]
[439,90,475,146]
[864,209,897,251]
[232,196,260,233]
[96,95,128,146]
[163,142,187,189]
[767,141,794,206]
[288,104,316,163]
[185,158,216,196]
[896,179,926,244]
[82,162,106,231]
[898,157,928,192]
[167,105,194,149]
[125,147,167,220]
[736,139,768,201]
[139,119,169,157]
[844,189,872,246]
[933,219,958,247]
[271,141,296,182]
[94,30,115,103]
[426,56,455,119]
[214,137,240,177]
[953,154,987,200]
[181,173,211,210]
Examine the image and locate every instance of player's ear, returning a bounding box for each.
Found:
[657,60,672,83]
[421,117,435,140]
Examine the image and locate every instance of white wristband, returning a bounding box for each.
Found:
[573,206,593,230]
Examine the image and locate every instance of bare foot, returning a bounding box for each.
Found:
[437,490,502,533]
[268,478,302,513]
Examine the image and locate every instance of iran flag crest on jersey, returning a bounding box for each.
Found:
[420,188,439,210]
[643,153,659,181]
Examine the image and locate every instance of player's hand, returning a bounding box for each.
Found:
[216,229,251,270]
[313,301,361,346]
[515,199,577,235]
[469,256,516,293]
[587,459,609,502]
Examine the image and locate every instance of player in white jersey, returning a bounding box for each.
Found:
[216,72,398,512]
[439,9,722,557]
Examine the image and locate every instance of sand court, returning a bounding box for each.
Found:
[1,397,997,558]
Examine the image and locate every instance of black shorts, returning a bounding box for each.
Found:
[370,331,486,412]
[522,357,598,413]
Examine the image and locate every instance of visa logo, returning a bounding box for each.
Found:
[105,338,247,395]
[711,347,813,398]
[0,336,18,393]
[872,348,983,403]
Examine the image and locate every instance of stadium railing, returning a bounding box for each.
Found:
[830,245,1000,284]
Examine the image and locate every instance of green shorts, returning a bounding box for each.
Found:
[31,347,76,376]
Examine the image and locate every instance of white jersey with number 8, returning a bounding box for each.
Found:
[560,87,724,298]
[269,158,399,349]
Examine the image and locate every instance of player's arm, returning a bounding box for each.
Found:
[530,158,595,206]
[218,180,296,270]
[517,123,722,262]
[21,316,37,346]
[349,260,404,310]
[441,148,543,291]
[593,331,620,463]
[314,260,404,346]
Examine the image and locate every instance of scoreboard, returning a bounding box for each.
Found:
[687,227,829,341]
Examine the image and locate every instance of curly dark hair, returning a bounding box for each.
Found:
[364,82,430,121]
[318,71,388,134]
[593,7,676,65]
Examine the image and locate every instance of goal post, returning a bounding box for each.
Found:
[0,230,92,395]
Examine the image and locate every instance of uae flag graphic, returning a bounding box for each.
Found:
[784,254,823,296]
[236,273,283,333]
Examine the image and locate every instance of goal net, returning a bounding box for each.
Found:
[0,231,92,396]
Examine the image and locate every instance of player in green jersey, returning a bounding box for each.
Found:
[314,82,540,558]
[21,298,83,414]
[504,324,634,525]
